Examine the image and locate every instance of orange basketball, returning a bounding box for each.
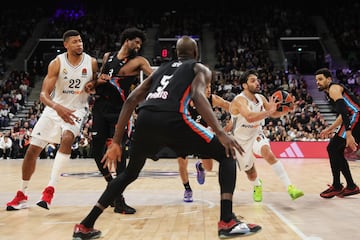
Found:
[271,90,294,112]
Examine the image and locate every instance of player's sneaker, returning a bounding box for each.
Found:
[253,179,262,202]
[6,190,28,211]
[183,189,193,202]
[320,184,344,199]
[337,185,360,198]
[114,195,136,214]
[218,215,262,238]
[72,223,101,240]
[36,186,54,210]
[195,160,205,185]
[288,185,304,200]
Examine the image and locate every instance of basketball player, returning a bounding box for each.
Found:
[315,68,360,198]
[6,30,98,210]
[73,36,262,239]
[229,69,304,202]
[178,82,231,202]
[86,27,153,214]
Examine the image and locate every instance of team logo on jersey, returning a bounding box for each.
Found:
[63,68,68,75]
[82,68,87,76]
[171,62,182,67]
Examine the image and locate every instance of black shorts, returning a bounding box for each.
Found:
[130,108,226,161]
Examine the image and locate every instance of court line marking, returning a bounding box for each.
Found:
[267,203,323,240]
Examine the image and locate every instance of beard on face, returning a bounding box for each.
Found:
[249,85,260,94]
[128,48,139,58]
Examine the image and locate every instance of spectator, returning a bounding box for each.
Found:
[28,114,37,129]
[78,134,91,158]
[10,132,22,159]
[71,136,81,159]
[0,133,13,159]
[45,143,58,159]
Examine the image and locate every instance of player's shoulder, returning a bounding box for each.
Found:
[233,93,245,100]
[193,61,211,73]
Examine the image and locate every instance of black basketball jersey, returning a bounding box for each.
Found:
[95,51,139,106]
[188,95,214,127]
[139,59,198,113]
[326,82,360,138]
[326,83,360,113]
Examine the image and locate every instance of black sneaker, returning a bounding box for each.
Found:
[114,195,136,214]
[218,216,261,238]
[72,224,101,240]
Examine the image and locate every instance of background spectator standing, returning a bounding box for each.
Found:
[10,131,21,159]
[0,132,12,159]
[0,104,10,128]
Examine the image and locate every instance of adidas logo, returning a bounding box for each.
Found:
[279,142,304,158]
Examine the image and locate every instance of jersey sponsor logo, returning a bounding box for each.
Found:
[62,89,83,94]
[240,123,260,128]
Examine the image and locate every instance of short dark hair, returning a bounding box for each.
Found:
[240,69,258,85]
[62,30,81,41]
[315,68,332,78]
[119,27,146,46]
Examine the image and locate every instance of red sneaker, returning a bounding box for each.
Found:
[36,186,55,210]
[6,191,28,211]
[337,185,360,198]
[218,215,261,238]
[320,184,344,198]
[72,223,101,239]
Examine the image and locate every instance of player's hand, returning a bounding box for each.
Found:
[101,142,122,171]
[84,81,96,94]
[53,104,78,125]
[217,131,244,158]
[268,95,279,114]
[97,73,110,84]
[346,133,358,152]
[319,127,333,139]
[223,119,233,132]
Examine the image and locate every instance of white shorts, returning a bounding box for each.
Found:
[30,108,88,148]
[235,133,270,171]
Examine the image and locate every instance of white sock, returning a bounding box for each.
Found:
[252,176,262,186]
[271,161,291,189]
[47,152,71,187]
[21,180,30,194]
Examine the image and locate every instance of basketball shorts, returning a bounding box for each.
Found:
[31,107,88,147]
[235,133,270,171]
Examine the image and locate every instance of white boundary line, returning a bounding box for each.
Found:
[266,203,323,240]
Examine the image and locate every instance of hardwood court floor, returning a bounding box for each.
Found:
[1,157,360,240]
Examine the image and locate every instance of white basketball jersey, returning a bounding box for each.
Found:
[43,52,93,116]
[231,92,265,141]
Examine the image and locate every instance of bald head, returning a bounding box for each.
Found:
[176,36,198,60]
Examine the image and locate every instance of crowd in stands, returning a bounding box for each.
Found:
[0,2,359,159]
[324,1,360,70]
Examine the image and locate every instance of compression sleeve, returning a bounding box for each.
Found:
[335,99,351,130]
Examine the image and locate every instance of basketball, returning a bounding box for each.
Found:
[271,90,294,112]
